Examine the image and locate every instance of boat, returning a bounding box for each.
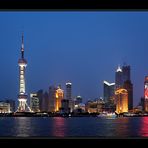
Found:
[98,112,117,118]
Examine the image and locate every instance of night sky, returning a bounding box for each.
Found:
[0,12,148,107]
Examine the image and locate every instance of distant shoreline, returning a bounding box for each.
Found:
[0,113,148,118]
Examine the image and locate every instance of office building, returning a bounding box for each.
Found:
[66,82,73,112]
[30,93,40,112]
[115,65,123,89]
[37,89,44,112]
[123,80,133,110]
[5,99,15,113]
[103,80,115,103]
[75,95,83,105]
[115,88,128,114]
[43,91,49,112]
[49,86,57,112]
[55,86,64,112]
[61,99,70,113]
[0,102,10,113]
[122,65,130,82]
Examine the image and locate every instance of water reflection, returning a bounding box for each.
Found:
[52,117,66,137]
[114,117,131,136]
[139,117,148,137]
[13,117,31,137]
[97,117,131,137]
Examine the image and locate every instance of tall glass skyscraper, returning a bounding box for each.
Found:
[115,64,133,111]
[103,81,115,103]
[115,66,123,89]
[122,65,130,82]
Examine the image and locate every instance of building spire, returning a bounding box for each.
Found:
[21,33,24,59]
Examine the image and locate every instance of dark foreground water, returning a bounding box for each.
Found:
[0,117,148,137]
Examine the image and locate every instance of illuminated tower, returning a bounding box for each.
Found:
[55,86,64,112]
[17,34,31,112]
[115,88,128,114]
[144,76,148,112]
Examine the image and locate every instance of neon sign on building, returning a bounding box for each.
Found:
[145,76,148,100]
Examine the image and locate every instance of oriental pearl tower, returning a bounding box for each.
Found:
[17,34,31,112]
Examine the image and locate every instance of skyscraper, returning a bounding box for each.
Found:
[66,82,74,112]
[30,93,40,112]
[122,65,130,82]
[115,88,128,114]
[115,64,133,111]
[37,89,44,112]
[115,66,123,89]
[123,80,133,110]
[43,91,49,112]
[55,86,64,112]
[48,86,57,112]
[103,81,115,103]
[17,34,31,112]
[144,76,148,112]
[66,82,72,100]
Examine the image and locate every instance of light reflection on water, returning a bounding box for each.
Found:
[52,117,66,137]
[139,117,148,137]
[0,117,148,137]
[13,117,32,137]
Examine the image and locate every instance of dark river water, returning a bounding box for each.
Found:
[0,116,148,138]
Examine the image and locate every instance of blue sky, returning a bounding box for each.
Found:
[0,11,148,106]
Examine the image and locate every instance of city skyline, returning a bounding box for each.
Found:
[1,12,148,106]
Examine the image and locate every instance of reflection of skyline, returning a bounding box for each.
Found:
[52,117,66,137]
[139,117,148,137]
[14,117,31,137]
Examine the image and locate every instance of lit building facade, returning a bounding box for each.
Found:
[115,88,128,114]
[0,102,10,113]
[17,34,31,112]
[30,93,40,112]
[55,86,64,112]
[123,80,133,110]
[144,76,148,112]
[103,81,115,103]
[85,99,105,113]
[5,99,15,112]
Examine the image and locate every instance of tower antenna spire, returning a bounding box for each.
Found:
[21,33,24,59]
